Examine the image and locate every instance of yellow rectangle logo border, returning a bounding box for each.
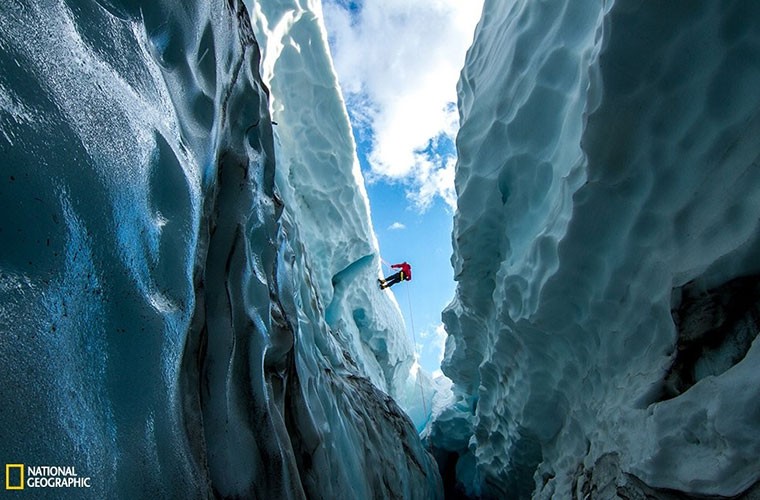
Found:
[5,464,24,490]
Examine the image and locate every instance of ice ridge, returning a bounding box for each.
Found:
[432,0,760,498]
[0,0,440,498]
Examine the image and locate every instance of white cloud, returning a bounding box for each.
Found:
[388,221,406,230]
[323,0,483,211]
[407,155,457,210]
[420,323,448,366]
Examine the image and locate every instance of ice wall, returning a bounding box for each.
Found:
[433,0,760,498]
[0,0,440,498]
[246,0,435,428]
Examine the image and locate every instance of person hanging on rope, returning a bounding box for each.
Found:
[378,261,412,290]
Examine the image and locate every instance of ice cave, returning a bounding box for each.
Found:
[1,0,759,498]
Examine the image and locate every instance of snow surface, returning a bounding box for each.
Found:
[433,0,760,498]
[0,0,439,498]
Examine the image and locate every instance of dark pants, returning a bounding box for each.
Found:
[380,271,405,289]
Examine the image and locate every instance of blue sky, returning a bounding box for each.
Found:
[322,0,483,375]
[356,125,456,375]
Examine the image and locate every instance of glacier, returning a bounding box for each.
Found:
[4,0,760,498]
[0,0,439,498]
[432,0,760,498]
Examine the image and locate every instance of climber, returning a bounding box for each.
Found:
[378,261,412,290]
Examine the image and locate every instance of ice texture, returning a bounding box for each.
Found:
[434,0,760,498]
[0,0,439,498]
[246,0,435,429]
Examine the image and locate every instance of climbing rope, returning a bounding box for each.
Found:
[380,256,428,416]
[405,281,428,418]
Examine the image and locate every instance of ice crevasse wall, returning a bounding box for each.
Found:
[0,0,440,498]
[431,0,760,498]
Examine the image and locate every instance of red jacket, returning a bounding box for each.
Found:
[392,262,412,280]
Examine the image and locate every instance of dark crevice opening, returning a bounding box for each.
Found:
[658,273,760,402]
[432,450,470,499]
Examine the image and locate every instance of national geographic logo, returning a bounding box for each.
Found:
[5,464,92,490]
[5,465,23,490]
